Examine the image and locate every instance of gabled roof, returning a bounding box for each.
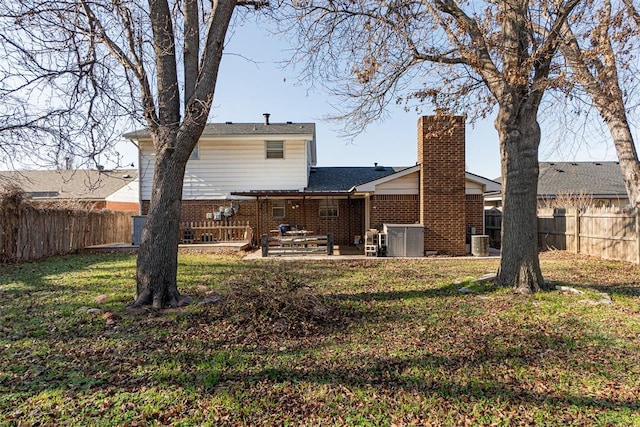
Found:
[0,169,138,201]
[123,122,316,140]
[538,161,627,197]
[352,165,420,192]
[353,166,501,193]
[465,171,502,192]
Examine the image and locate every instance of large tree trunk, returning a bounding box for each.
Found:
[133,139,187,308]
[559,14,640,207]
[603,112,640,207]
[495,103,546,293]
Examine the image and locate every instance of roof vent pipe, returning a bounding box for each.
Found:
[263,113,270,125]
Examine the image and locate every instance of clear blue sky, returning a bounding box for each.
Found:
[115,15,626,181]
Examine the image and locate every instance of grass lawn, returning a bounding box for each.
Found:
[1,251,639,426]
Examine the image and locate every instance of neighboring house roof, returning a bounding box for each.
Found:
[537,162,627,198]
[123,122,316,139]
[105,178,139,203]
[0,169,138,201]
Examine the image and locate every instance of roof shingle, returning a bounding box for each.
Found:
[306,166,401,192]
[0,169,137,200]
[537,162,627,197]
[123,122,315,139]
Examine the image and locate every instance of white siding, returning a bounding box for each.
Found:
[140,137,309,200]
[374,172,486,195]
[376,172,420,194]
[465,180,484,195]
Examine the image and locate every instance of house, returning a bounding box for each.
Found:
[486,161,629,209]
[0,168,139,211]
[483,161,631,249]
[538,162,628,208]
[126,114,500,256]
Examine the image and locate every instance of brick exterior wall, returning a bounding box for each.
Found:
[142,197,362,246]
[418,115,467,255]
[143,190,479,252]
[298,198,363,246]
[254,198,361,245]
[465,194,485,238]
[370,195,420,229]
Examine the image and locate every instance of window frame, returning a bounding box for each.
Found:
[265,140,284,159]
[272,199,286,218]
[319,198,339,218]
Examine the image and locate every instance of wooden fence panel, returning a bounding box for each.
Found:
[537,207,639,264]
[579,210,637,263]
[537,208,577,252]
[0,203,134,263]
[493,207,640,264]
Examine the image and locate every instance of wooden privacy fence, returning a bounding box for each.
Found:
[1,203,134,263]
[179,221,252,244]
[538,207,640,264]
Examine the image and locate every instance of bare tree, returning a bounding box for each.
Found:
[0,0,257,307]
[559,0,640,206]
[277,0,578,293]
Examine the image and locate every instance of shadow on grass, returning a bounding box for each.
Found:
[332,281,501,301]
[579,283,640,298]
[0,253,133,294]
[240,354,639,412]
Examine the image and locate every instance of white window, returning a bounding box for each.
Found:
[189,143,199,160]
[272,200,285,218]
[266,141,284,159]
[319,199,339,218]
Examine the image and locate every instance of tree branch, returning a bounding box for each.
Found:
[182,0,237,138]
[148,0,180,128]
[429,0,503,98]
[183,0,199,106]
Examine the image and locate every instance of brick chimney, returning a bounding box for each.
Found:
[418,115,466,255]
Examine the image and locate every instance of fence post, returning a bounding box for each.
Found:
[574,209,580,255]
[261,234,269,257]
[326,233,334,255]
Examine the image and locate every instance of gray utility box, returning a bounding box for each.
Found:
[131,215,147,245]
[383,224,424,257]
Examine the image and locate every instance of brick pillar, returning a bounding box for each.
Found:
[418,115,466,255]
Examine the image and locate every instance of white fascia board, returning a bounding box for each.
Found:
[484,192,502,201]
[465,172,502,192]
